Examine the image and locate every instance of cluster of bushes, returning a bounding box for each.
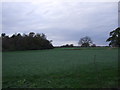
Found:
[1,32,54,51]
[61,44,74,47]
[60,43,96,48]
[80,43,96,47]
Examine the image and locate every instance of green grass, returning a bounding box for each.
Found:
[2,47,118,88]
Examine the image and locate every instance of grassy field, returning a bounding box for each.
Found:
[2,47,119,88]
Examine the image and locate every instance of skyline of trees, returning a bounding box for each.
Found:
[1,27,120,51]
[1,32,54,51]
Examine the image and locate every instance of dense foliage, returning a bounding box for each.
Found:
[1,32,54,51]
[106,27,120,47]
[61,44,74,47]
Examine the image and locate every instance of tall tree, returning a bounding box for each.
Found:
[78,36,93,47]
[106,27,120,47]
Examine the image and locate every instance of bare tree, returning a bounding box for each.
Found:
[78,36,93,47]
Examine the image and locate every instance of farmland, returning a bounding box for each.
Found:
[2,47,118,88]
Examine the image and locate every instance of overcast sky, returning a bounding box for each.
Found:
[1,1,118,46]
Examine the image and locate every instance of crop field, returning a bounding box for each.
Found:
[2,47,119,88]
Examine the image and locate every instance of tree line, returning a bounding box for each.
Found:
[1,32,54,51]
[1,27,120,51]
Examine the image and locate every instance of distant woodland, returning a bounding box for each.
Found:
[1,32,54,51]
[1,27,120,51]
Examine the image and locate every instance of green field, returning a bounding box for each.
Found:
[2,47,119,88]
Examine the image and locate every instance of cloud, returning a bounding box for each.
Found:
[2,1,118,46]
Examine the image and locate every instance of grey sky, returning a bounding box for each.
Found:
[2,1,118,46]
